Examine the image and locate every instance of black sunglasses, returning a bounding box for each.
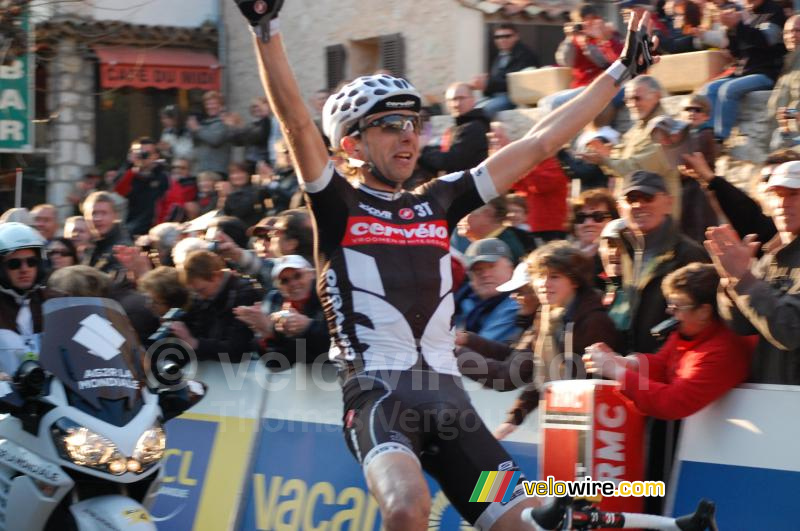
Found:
[5,257,39,270]
[494,33,515,39]
[359,114,421,135]
[575,211,613,224]
[683,106,704,113]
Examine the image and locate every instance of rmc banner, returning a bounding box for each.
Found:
[0,7,34,153]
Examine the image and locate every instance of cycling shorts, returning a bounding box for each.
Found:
[341,369,527,529]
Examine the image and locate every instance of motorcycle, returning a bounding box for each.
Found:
[0,297,205,530]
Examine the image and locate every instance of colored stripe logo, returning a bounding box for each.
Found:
[469,470,521,503]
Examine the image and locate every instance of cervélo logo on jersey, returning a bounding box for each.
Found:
[343,216,449,250]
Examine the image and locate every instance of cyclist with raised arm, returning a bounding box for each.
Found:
[232,2,655,529]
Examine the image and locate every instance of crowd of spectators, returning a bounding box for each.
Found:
[3,0,800,515]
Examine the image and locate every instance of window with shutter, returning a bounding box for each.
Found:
[379,33,405,78]
[325,44,346,91]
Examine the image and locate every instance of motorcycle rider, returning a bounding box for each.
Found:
[0,222,53,375]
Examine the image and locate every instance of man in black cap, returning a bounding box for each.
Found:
[609,170,708,516]
[609,170,708,354]
[454,238,521,343]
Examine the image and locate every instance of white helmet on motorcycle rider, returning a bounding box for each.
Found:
[322,74,422,149]
[0,222,47,291]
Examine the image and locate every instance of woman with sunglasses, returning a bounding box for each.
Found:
[46,237,79,270]
[571,188,618,289]
[0,223,54,375]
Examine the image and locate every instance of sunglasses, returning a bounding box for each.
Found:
[683,106,704,113]
[278,271,304,286]
[575,211,612,224]
[494,33,515,39]
[359,114,421,135]
[172,165,190,170]
[48,249,71,257]
[4,257,39,270]
[624,192,657,204]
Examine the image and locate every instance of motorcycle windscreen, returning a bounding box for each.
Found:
[40,297,146,420]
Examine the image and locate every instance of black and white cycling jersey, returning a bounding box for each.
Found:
[304,160,498,377]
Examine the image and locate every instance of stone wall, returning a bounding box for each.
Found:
[222,0,484,120]
[45,39,95,217]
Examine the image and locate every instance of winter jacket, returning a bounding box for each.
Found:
[485,42,540,97]
[454,283,521,344]
[718,233,800,385]
[84,223,133,277]
[114,164,170,237]
[727,0,786,80]
[183,272,263,363]
[512,157,569,233]
[556,34,622,88]
[156,176,198,224]
[191,115,234,175]
[621,320,752,420]
[603,107,682,220]
[419,108,490,173]
[706,176,777,245]
[611,218,709,353]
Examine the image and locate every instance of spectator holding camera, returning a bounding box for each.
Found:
[541,6,623,112]
[768,16,800,150]
[234,255,329,370]
[113,137,169,237]
[172,250,262,363]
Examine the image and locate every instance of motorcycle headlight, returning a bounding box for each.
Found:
[52,419,126,474]
[132,424,165,465]
[51,419,163,475]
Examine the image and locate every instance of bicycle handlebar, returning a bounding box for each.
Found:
[521,497,717,530]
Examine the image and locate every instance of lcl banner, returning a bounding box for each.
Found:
[0,6,33,153]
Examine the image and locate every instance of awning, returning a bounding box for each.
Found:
[94,46,221,91]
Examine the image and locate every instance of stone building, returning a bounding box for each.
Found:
[221,0,581,118]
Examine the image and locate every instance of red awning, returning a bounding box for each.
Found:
[94,46,221,91]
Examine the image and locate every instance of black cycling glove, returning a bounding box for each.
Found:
[233,0,285,41]
[614,22,656,86]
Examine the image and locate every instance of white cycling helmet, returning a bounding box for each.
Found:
[0,222,46,255]
[323,74,421,148]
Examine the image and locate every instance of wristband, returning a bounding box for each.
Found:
[606,60,627,82]
[250,17,280,41]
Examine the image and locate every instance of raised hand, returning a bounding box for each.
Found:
[704,225,760,281]
[232,0,285,41]
[616,11,659,85]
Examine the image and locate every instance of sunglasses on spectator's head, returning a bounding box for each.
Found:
[575,211,613,224]
[278,271,304,286]
[494,33,515,39]
[683,106,704,113]
[358,114,421,135]
[4,257,38,270]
